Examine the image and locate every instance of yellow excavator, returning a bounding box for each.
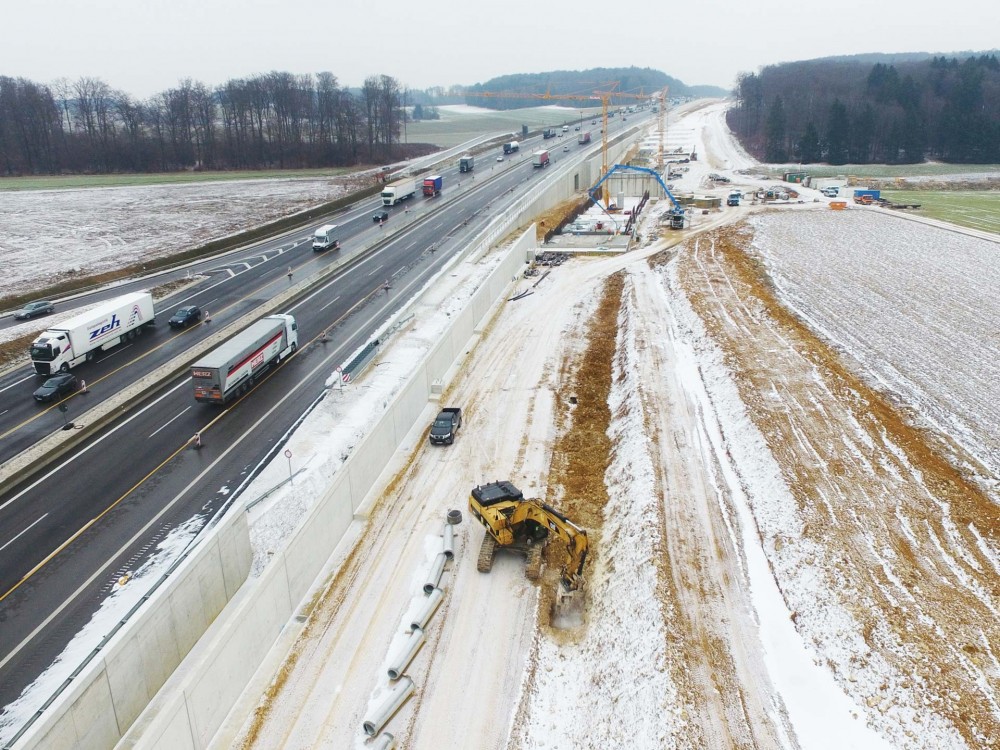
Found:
[469,480,588,591]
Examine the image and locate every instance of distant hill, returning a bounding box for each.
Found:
[455,67,727,109]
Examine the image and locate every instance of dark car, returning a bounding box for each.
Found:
[34,373,78,402]
[168,305,201,328]
[14,300,55,320]
[373,209,389,223]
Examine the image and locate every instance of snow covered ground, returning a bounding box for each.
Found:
[2,101,998,749]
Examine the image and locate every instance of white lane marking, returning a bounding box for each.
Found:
[0,514,48,553]
[367,264,384,277]
[0,374,37,394]
[0,378,190,512]
[148,406,192,438]
[319,295,342,312]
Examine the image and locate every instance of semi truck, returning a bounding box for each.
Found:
[503,141,519,155]
[543,128,557,139]
[422,174,443,197]
[381,177,417,206]
[29,291,155,376]
[312,224,340,251]
[190,314,298,404]
[532,150,550,168]
[578,131,591,145]
[459,155,474,172]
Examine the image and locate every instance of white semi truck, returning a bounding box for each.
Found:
[190,314,298,404]
[381,177,417,206]
[29,291,155,376]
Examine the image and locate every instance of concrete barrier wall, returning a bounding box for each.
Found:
[19,136,615,748]
[19,513,251,750]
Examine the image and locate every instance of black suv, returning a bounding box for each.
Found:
[372,209,389,223]
[168,305,201,328]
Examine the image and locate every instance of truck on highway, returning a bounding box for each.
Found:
[312,224,340,251]
[190,314,298,404]
[381,177,417,206]
[532,150,550,168]
[543,128,557,139]
[459,155,474,172]
[29,291,156,376]
[503,141,519,155]
[422,174,443,197]
[429,407,462,445]
[578,131,591,145]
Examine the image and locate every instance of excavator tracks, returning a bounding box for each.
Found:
[477,533,497,573]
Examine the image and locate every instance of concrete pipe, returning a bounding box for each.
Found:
[423,551,447,594]
[442,522,455,559]
[446,508,462,525]
[387,627,424,680]
[410,587,444,631]
[362,676,414,736]
[371,733,396,750]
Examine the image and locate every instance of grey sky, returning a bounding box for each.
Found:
[3,0,998,97]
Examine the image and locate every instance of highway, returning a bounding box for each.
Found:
[0,111,648,714]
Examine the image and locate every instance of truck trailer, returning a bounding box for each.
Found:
[422,175,443,197]
[312,224,340,251]
[503,141,519,155]
[190,314,298,404]
[543,128,556,139]
[29,291,155,375]
[578,131,591,145]
[532,150,550,168]
[459,155,474,172]
[381,177,418,206]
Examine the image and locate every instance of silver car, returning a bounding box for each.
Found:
[14,300,55,320]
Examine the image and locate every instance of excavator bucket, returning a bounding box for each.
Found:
[552,582,585,629]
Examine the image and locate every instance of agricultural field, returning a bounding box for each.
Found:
[0,167,358,192]
[880,189,1000,233]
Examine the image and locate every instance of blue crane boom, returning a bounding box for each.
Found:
[587,164,687,229]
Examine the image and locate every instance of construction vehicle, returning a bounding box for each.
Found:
[469,480,588,591]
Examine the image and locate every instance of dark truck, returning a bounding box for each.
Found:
[429,407,462,445]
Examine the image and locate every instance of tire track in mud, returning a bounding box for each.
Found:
[676,221,1000,748]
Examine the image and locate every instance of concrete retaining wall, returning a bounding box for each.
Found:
[15,125,642,750]
[16,514,251,750]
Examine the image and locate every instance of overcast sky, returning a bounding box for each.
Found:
[3,0,997,98]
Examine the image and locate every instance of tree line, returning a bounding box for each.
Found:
[728,54,1000,164]
[0,71,412,175]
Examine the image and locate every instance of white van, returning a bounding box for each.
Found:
[312,224,340,251]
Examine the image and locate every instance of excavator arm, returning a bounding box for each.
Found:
[511,501,589,590]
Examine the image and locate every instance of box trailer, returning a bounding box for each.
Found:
[459,155,474,172]
[381,177,418,206]
[29,291,155,375]
[578,131,591,145]
[422,175,443,197]
[532,150,550,168]
[190,314,298,404]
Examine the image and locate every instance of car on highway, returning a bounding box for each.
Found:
[168,305,202,329]
[14,300,55,320]
[372,209,389,223]
[33,373,78,402]
[563,145,570,152]
[496,155,504,162]
[575,125,581,131]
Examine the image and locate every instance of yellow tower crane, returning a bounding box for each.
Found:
[461,85,650,206]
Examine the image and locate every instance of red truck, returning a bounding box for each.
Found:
[422,174,442,197]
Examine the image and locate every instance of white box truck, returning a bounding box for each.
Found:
[29,291,155,375]
[190,314,298,404]
[312,224,340,251]
[532,150,550,168]
[381,177,417,206]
